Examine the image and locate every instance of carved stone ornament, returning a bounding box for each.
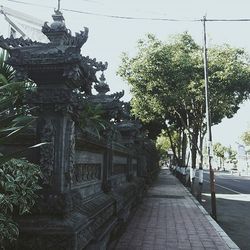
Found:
[39,118,56,186]
[65,119,75,187]
[26,88,75,104]
[0,35,44,51]
[88,71,125,121]
[94,72,110,94]
[72,163,101,184]
[0,9,107,93]
[42,9,89,47]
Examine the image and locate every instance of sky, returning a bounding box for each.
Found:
[1,0,250,149]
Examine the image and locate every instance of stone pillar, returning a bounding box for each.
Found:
[27,86,75,214]
[102,143,112,192]
[127,151,133,181]
[36,90,75,193]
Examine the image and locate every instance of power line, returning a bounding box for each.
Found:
[206,18,250,22]
[5,0,53,9]
[62,7,199,22]
[4,0,199,21]
[3,0,250,22]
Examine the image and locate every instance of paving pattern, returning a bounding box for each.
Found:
[114,169,239,250]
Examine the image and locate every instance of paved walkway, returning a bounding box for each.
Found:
[114,169,239,250]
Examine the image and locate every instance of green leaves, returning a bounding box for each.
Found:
[76,102,108,139]
[118,32,206,147]
[118,31,250,166]
[0,214,19,243]
[241,129,250,146]
[0,159,42,245]
[0,50,15,85]
[0,50,42,247]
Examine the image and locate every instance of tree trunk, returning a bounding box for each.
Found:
[177,128,182,163]
[181,131,187,167]
[165,124,180,166]
[190,127,199,195]
[191,131,198,169]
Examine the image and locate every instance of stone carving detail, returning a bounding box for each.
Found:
[112,156,127,175]
[65,29,89,47]
[0,9,107,95]
[63,64,82,82]
[94,72,110,94]
[39,119,56,186]
[75,195,115,248]
[132,159,138,174]
[88,71,125,122]
[77,227,93,248]
[42,9,89,47]
[81,56,108,73]
[72,163,101,184]
[112,164,126,175]
[0,35,44,51]
[65,119,75,187]
[26,88,79,115]
[32,192,73,216]
[26,88,75,104]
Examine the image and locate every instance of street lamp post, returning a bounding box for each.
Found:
[203,16,217,220]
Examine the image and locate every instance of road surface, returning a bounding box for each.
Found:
[197,171,250,250]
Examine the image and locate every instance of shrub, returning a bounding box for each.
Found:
[0,158,42,247]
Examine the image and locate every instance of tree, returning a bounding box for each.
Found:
[213,142,226,169]
[226,146,238,167]
[156,132,171,157]
[241,129,250,146]
[156,129,177,160]
[118,32,250,170]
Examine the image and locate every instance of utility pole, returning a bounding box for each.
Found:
[202,16,217,220]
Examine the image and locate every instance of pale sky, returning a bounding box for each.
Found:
[1,0,250,149]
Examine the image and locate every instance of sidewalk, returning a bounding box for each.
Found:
[114,169,239,250]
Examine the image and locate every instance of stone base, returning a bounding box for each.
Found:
[12,178,146,250]
[13,192,115,250]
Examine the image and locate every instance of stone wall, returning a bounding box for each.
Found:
[0,8,159,250]
[2,124,159,250]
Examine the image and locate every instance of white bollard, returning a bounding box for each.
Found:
[199,169,203,184]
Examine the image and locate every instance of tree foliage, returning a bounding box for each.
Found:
[0,49,37,119]
[156,130,175,157]
[118,32,250,168]
[226,146,238,165]
[241,129,250,146]
[0,50,42,247]
[213,142,227,168]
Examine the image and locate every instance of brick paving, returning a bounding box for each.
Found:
[114,169,239,250]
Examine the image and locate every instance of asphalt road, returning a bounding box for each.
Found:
[196,171,250,250]
[203,171,250,194]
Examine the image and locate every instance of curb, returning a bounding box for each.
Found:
[180,180,240,250]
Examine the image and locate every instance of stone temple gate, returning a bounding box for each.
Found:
[0,8,159,250]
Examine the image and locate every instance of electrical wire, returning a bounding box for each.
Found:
[3,0,250,23]
[4,0,199,21]
[206,18,250,22]
[62,7,200,22]
[5,0,53,9]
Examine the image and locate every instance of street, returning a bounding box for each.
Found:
[198,171,250,250]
